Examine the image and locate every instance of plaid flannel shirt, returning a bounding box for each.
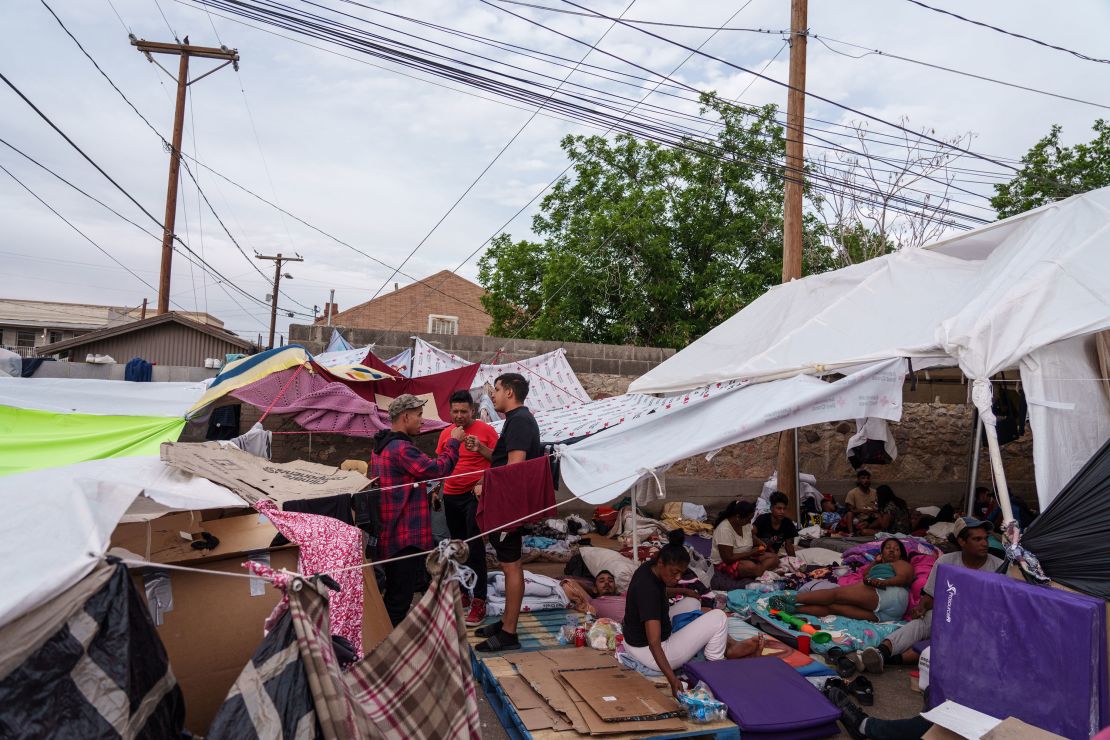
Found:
[371,435,460,558]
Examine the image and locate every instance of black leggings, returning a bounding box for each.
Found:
[382,546,424,627]
[443,492,487,600]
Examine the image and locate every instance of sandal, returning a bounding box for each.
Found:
[825,648,858,678]
[474,630,521,653]
[474,620,503,638]
[849,675,875,706]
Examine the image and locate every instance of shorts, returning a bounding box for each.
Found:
[491,528,523,563]
[874,585,909,622]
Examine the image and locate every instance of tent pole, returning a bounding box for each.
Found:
[631,489,639,566]
[793,427,801,522]
[971,379,1017,542]
[966,407,982,516]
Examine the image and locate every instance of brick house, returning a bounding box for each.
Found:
[317,271,492,336]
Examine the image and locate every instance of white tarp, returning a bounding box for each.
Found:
[1020,334,1110,508]
[315,345,375,369]
[411,337,590,409]
[0,377,207,417]
[0,348,19,378]
[0,456,245,628]
[560,359,906,504]
[324,328,354,353]
[632,188,1110,394]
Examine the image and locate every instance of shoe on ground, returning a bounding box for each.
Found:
[474,619,503,637]
[474,630,520,653]
[822,686,869,740]
[465,598,487,626]
[860,646,884,674]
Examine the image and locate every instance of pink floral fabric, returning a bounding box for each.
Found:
[254,499,366,658]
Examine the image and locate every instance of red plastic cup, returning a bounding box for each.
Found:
[796,634,811,655]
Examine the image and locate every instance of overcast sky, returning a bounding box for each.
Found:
[2,0,1108,342]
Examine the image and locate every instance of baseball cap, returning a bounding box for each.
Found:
[388,394,426,418]
[952,516,993,539]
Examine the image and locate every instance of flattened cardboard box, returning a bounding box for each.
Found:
[556,671,686,736]
[112,511,392,733]
[557,666,681,722]
[160,441,372,504]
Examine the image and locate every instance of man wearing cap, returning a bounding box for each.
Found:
[371,394,465,626]
[853,516,1003,672]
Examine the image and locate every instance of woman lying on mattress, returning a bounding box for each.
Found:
[623,530,767,698]
[771,538,914,622]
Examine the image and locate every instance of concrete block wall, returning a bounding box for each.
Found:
[288,324,677,377]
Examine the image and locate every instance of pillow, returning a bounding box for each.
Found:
[797,547,843,566]
[578,547,636,592]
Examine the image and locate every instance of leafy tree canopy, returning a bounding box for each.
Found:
[991,119,1110,218]
[478,94,832,348]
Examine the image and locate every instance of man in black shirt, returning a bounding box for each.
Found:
[473,372,542,652]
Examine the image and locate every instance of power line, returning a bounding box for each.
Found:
[362,0,639,306]
[546,0,1018,172]
[36,0,315,316]
[810,34,1110,111]
[903,0,1110,66]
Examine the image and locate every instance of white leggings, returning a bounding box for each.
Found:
[624,608,730,670]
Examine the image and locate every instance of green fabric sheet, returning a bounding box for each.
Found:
[0,405,186,477]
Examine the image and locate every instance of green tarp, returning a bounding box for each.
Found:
[0,405,186,477]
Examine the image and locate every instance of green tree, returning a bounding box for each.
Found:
[991,119,1110,218]
[478,95,832,348]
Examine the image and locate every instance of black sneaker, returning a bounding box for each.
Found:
[822,686,869,740]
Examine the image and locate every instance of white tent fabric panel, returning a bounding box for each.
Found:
[315,345,375,369]
[1020,335,1110,509]
[937,191,1110,378]
[631,188,1110,394]
[0,377,207,417]
[630,248,977,394]
[560,359,906,504]
[0,456,244,629]
[411,338,591,410]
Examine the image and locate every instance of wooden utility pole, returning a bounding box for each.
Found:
[776,0,809,514]
[131,36,239,314]
[256,253,303,349]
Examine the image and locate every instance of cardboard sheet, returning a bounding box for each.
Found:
[556,671,687,735]
[557,666,682,722]
[500,676,574,732]
[160,441,371,504]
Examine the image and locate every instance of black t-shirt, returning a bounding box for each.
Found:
[622,562,670,648]
[753,513,799,553]
[491,406,543,468]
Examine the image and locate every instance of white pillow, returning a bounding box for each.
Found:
[579,547,637,592]
[797,547,843,566]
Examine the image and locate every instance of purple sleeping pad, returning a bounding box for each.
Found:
[687,534,712,559]
[930,564,1109,740]
[683,657,840,739]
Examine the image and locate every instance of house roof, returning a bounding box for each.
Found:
[318,270,488,324]
[38,312,253,354]
[0,299,225,332]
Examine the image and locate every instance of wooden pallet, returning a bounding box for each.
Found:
[473,654,740,740]
[466,608,573,657]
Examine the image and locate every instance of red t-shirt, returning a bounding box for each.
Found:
[436,419,499,494]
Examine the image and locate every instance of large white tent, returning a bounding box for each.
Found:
[629,188,1110,511]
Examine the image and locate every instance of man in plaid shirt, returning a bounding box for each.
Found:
[371,394,464,626]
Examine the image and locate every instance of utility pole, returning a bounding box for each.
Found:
[131,36,239,314]
[256,253,303,350]
[776,0,808,516]
[327,288,335,326]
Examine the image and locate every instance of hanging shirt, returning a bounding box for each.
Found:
[254,499,366,658]
[709,518,752,565]
[622,562,670,649]
[436,419,499,494]
[491,406,542,468]
[476,455,555,533]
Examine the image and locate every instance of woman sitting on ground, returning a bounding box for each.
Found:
[859,485,911,536]
[710,500,780,582]
[753,491,799,556]
[772,538,914,622]
[623,530,768,697]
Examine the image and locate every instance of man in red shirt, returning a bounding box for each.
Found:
[436,389,499,625]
